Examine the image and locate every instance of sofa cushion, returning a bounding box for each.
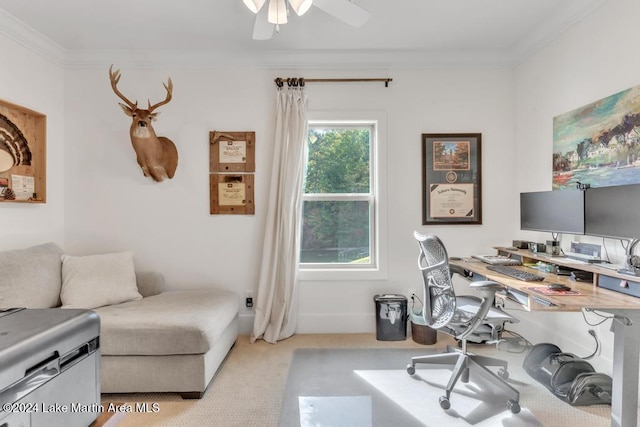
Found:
[94,290,240,356]
[0,242,64,308]
[61,252,142,309]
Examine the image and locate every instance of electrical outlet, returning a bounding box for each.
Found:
[245,290,254,309]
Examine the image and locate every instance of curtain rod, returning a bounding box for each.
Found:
[274,77,392,88]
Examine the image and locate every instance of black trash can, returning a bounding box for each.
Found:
[373,294,407,341]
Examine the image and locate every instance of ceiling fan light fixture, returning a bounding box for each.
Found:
[288,0,313,16]
[268,0,288,24]
[242,0,266,13]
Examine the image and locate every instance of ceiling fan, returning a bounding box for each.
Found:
[242,0,371,40]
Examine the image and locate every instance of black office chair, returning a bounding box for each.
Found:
[406,231,521,413]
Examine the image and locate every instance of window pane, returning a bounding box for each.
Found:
[305,127,370,194]
[300,200,370,264]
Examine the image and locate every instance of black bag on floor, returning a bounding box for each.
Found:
[523,343,612,406]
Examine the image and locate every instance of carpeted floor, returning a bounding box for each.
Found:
[101,333,613,426]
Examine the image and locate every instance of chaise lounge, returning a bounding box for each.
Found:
[0,242,240,398]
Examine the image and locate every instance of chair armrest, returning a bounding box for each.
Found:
[469,280,504,290]
[135,271,165,297]
[457,280,505,341]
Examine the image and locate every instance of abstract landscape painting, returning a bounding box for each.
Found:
[553,84,640,190]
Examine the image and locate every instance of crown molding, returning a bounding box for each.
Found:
[63,48,513,70]
[510,0,607,65]
[0,8,65,66]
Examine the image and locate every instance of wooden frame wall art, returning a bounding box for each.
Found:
[209,130,255,215]
[422,133,482,225]
[210,131,255,172]
[0,99,46,203]
[209,174,255,215]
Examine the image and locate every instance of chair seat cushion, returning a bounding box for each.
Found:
[454,295,516,324]
[410,295,516,329]
[94,290,240,356]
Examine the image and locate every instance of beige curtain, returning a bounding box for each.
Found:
[251,82,308,343]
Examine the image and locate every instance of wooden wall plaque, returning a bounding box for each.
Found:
[210,131,255,173]
[0,99,46,203]
[209,174,255,215]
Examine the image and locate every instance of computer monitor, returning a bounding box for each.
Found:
[584,183,640,240]
[520,189,585,234]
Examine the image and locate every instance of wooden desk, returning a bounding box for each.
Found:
[453,248,640,312]
[450,249,640,427]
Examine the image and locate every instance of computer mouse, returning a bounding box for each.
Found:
[547,283,571,292]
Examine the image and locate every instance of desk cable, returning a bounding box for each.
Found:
[582,308,632,326]
[581,330,599,360]
[494,329,532,354]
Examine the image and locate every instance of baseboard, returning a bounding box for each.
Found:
[238,313,254,335]
[297,313,376,334]
[239,312,377,335]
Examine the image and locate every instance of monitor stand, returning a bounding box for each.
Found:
[617,238,640,277]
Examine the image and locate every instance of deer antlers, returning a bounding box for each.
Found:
[108,65,173,112]
[108,65,178,183]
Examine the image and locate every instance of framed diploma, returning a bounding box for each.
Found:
[422,133,482,225]
[210,174,255,215]
[210,131,255,172]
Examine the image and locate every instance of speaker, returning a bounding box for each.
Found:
[529,242,546,253]
[513,240,531,249]
[546,240,561,256]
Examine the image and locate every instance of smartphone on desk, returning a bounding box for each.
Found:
[570,271,594,282]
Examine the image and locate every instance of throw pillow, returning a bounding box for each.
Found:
[0,242,64,308]
[61,251,143,309]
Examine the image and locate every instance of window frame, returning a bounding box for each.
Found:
[298,111,387,281]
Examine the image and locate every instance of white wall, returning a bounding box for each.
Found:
[63,66,516,333]
[514,0,640,371]
[63,68,275,305]
[0,34,65,250]
[298,68,517,332]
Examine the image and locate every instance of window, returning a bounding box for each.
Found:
[299,112,387,280]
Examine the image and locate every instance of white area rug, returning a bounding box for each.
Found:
[279,348,546,426]
[298,396,373,427]
[354,369,541,426]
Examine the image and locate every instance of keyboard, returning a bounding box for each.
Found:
[486,265,545,282]
[471,254,521,265]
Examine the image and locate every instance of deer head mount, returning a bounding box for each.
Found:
[109,65,178,182]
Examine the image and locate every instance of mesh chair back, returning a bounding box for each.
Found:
[415,232,457,329]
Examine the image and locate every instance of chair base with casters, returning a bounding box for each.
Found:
[406,342,521,413]
[406,231,521,414]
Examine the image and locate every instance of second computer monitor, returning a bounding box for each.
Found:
[520,189,585,235]
[584,183,640,240]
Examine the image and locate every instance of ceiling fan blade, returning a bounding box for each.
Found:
[252,5,275,40]
[313,0,371,28]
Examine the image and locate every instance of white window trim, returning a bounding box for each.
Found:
[299,111,388,281]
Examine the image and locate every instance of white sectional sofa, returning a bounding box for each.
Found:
[0,242,240,398]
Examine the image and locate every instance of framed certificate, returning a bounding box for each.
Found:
[422,133,482,225]
[209,174,255,215]
[209,131,255,172]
